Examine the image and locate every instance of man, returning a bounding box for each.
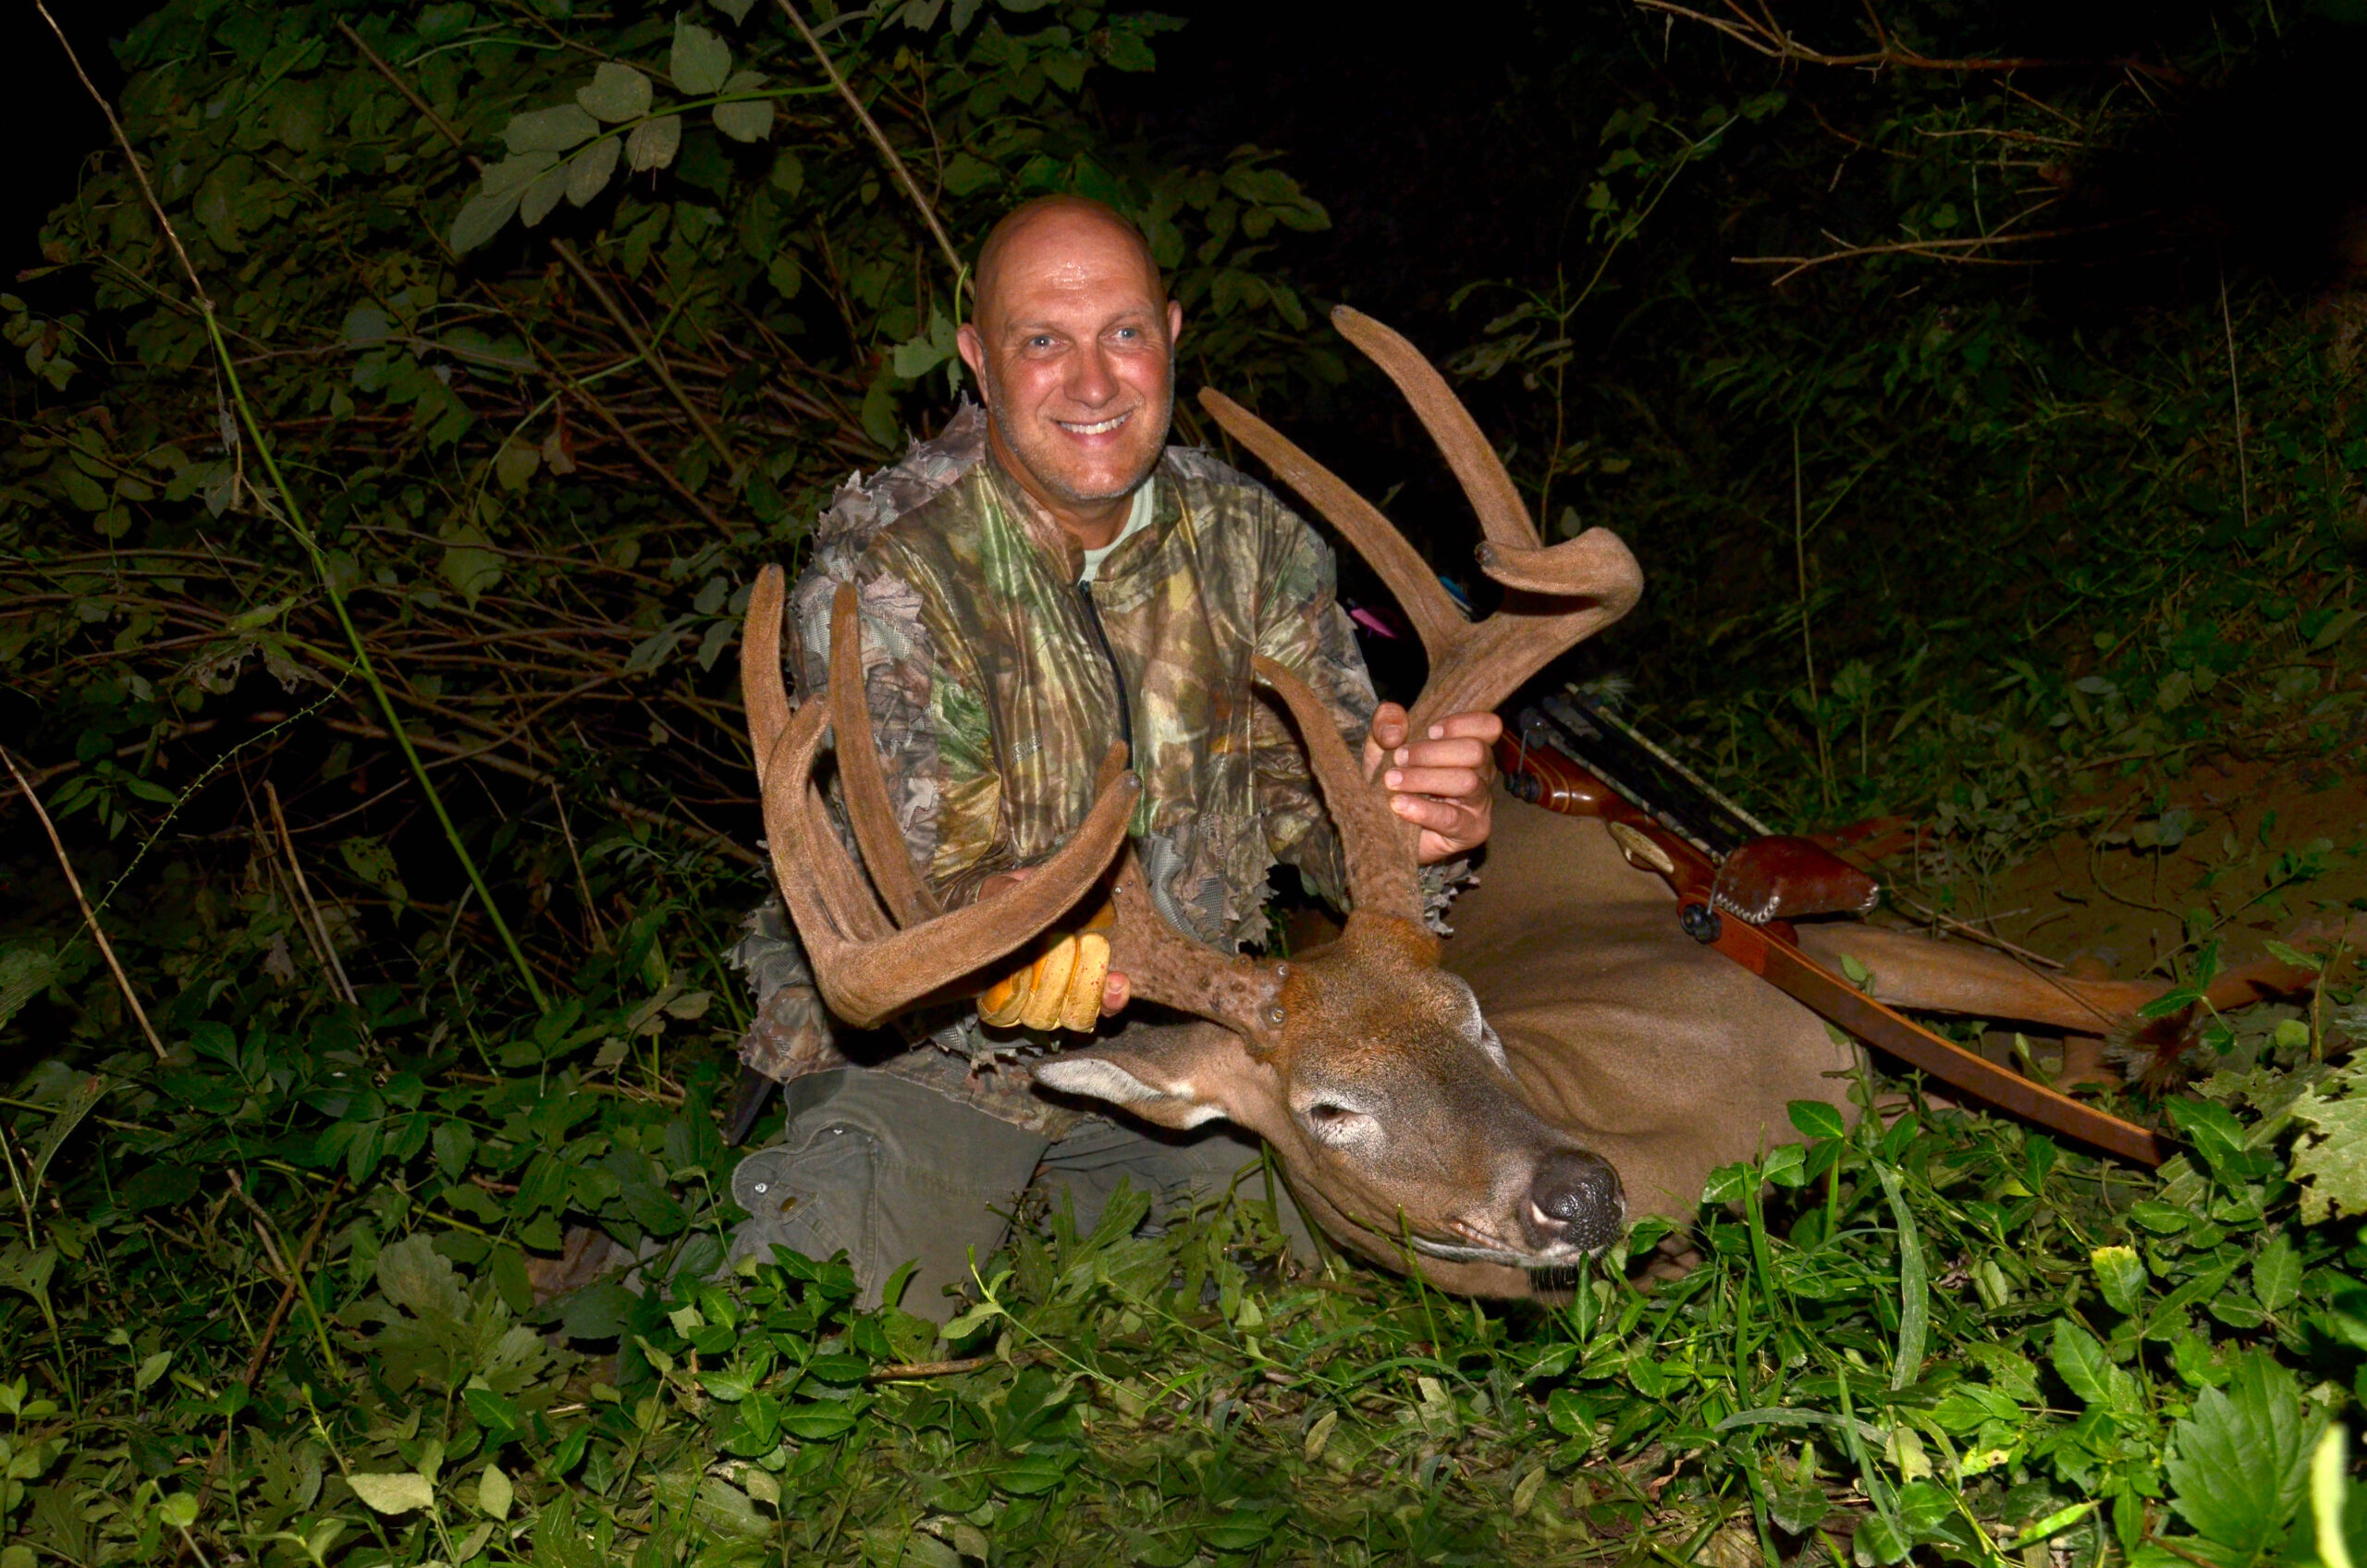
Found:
[728,196,1502,1317]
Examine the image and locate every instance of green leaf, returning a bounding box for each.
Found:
[779,1404,859,1439]
[519,162,572,228]
[504,104,599,154]
[2252,1234,2300,1314]
[627,116,682,172]
[477,1464,511,1520]
[119,1163,199,1212]
[1854,1512,1910,1566]
[2091,1245,2148,1315]
[1700,1160,1751,1206]
[670,19,731,94]
[450,188,524,254]
[710,0,756,19]
[1789,1099,1848,1141]
[494,438,541,492]
[347,1472,436,1514]
[2165,1350,2322,1556]
[0,949,55,1033]
[439,524,505,607]
[1760,1141,1809,1188]
[1874,1164,1927,1390]
[566,137,621,206]
[0,1243,56,1303]
[2051,1318,2116,1407]
[2308,606,2363,651]
[2291,1080,2367,1223]
[576,63,652,122]
[713,70,773,141]
[2263,939,2322,973]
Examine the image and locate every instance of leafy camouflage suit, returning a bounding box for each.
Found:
[728,402,1405,1314]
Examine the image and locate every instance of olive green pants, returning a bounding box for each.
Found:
[727,1067,1315,1321]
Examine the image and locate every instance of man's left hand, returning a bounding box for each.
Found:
[1364,704,1502,864]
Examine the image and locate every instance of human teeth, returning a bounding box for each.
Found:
[1059,413,1128,435]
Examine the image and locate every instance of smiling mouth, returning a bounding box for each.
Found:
[1055,410,1132,436]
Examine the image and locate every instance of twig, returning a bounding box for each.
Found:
[1737,224,2102,286]
[550,784,610,951]
[553,241,743,487]
[1632,0,2178,78]
[772,0,964,285]
[337,21,481,173]
[521,322,740,537]
[865,1353,1000,1381]
[2219,266,2250,533]
[264,782,361,1006]
[321,717,766,868]
[4,748,166,1060]
[1884,889,2066,971]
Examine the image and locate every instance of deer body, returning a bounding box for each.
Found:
[744,306,2275,1303]
[1426,795,1859,1292]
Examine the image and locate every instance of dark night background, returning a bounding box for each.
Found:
[13,3,2367,338]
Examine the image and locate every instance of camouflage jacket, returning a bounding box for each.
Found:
[732,403,1393,1134]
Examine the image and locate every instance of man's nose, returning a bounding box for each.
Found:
[1064,343,1119,406]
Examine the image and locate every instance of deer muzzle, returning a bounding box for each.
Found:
[1521,1148,1625,1255]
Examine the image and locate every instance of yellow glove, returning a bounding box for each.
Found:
[977,902,1115,1033]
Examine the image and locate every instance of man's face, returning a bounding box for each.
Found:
[958,212,1185,515]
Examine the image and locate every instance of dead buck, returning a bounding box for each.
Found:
[742,308,2319,1298]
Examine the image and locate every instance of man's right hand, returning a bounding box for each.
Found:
[975,870,1130,1029]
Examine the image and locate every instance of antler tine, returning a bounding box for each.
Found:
[1331,305,1539,555]
[742,570,897,950]
[1252,655,1422,919]
[1406,531,1642,738]
[1199,315,1644,742]
[742,565,795,796]
[742,566,1145,1028]
[1198,387,1469,664]
[827,583,941,925]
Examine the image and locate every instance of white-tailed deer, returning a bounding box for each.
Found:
[741,307,2328,1298]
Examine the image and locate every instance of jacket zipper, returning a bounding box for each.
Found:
[1074,579,1134,760]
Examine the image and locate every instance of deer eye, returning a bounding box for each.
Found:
[1306,1102,1351,1124]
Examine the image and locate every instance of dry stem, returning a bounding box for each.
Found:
[3,748,167,1060]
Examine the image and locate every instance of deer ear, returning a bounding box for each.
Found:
[1030,1024,1264,1132]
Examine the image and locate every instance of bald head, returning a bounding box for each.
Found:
[956,196,1185,544]
[971,197,1165,331]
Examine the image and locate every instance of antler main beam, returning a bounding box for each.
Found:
[742,568,1141,1028]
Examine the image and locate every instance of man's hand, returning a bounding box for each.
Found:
[975,871,1129,1025]
[1364,704,1502,864]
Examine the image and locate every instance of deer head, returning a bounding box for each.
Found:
[742,307,1645,1292]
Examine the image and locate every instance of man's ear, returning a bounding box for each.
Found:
[1029,1023,1265,1133]
[955,321,988,397]
[1165,298,1184,353]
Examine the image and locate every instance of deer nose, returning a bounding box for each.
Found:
[1526,1151,1625,1253]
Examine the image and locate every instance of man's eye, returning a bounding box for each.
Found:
[1028,336,1056,349]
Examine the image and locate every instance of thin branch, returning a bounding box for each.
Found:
[338,20,482,173]
[4,748,167,1060]
[552,240,743,487]
[1633,0,2180,79]
[1736,222,2105,285]
[265,781,361,1006]
[773,0,965,286]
